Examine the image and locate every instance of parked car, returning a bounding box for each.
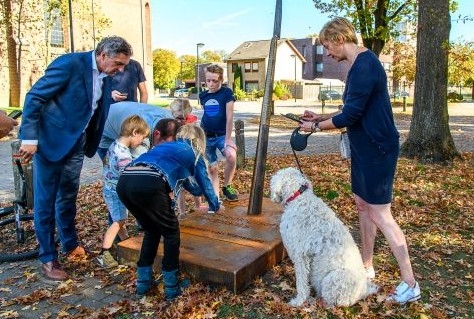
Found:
[318,90,342,101]
[174,88,189,98]
[391,90,409,98]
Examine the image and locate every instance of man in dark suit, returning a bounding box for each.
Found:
[18,36,133,281]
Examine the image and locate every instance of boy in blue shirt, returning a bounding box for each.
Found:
[199,64,238,201]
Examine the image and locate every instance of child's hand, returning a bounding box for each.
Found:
[224,140,237,152]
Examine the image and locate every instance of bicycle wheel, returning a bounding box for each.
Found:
[0,214,39,262]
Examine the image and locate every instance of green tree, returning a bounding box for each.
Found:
[1,0,22,107]
[201,50,223,63]
[234,65,243,91]
[448,40,474,98]
[153,48,179,89]
[390,41,416,88]
[312,0,416,56]
[177,54,197,83]
[400,0,458,164]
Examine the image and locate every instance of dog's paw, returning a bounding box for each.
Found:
[288,296,305,307]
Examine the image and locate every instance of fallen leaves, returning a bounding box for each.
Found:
[1,148,473,318]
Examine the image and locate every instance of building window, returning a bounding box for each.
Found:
[316,62,323,72]
[44,6,64,47]
[232,63,238,73]
[244,62,251,72]
[244,61,259,73]
[316,45,323,55]
[245,81,259,92]
[252,62,258,72]
[302,45,306,57]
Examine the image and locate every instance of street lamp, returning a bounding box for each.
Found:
[179,58,184,87]
[196,43,205,100]
[290,54,296,102]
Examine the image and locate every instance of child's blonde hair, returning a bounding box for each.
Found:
[177,124,207,164]
[205,64,224,81]
[120,115,150,137]
[169,98,192,120]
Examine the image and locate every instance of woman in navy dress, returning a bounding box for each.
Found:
[299,17,420,304]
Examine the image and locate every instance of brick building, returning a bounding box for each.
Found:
[0,0,152,107]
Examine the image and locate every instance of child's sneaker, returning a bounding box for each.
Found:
[386,281,421,304]
[222,185,238,201]
[95,250,119,269]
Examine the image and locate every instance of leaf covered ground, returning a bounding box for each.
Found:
[1,150,472,318]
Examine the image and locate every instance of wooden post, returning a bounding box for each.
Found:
[234,120,245,169]
[11,140,34,209]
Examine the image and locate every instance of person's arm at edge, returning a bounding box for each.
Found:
[138,81,148,103]
[0,111,18,139]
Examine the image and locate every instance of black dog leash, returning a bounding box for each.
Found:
[292,147,304,175]
[289,127,312,175]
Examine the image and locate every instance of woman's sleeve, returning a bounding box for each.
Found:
[332,56,375,128]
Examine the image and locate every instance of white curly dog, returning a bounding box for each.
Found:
[270,167,378,307]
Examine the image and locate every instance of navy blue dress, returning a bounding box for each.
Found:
[332,50,399,204]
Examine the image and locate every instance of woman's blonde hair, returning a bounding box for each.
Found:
[319,17,358,45]
[169,98,192,119]
[120,115,150,137]
[177,124,207,164]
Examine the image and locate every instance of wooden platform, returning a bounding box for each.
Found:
[117,194,286,293]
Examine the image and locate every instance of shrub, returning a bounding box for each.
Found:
[234,87,247,100]
[448,91,463,101]
[273,81,291,100]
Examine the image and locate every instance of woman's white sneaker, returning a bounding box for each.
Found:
[386,281,421,304]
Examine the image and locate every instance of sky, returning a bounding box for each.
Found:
[151,0,474,57]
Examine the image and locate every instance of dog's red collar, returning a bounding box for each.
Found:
[285,184,309,205]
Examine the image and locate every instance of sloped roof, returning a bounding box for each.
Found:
[227,39,303,61]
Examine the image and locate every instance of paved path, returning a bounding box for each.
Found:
[1,100,474,202]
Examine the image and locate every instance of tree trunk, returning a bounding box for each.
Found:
[400,0,459,164]
[4,0,21,107]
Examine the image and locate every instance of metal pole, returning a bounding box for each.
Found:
[68,0,74,52]
[248,0,282,215]
[403,81,406,112]
[180,60,184,86]
[196,43,204,104]
[291,54,296,102]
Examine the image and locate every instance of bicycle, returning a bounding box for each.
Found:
[0,159,39,262]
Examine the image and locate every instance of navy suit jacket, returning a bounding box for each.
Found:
[20,51,111,162]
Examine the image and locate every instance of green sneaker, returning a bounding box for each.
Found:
[95,250,119,269]
[222,185,238,201]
